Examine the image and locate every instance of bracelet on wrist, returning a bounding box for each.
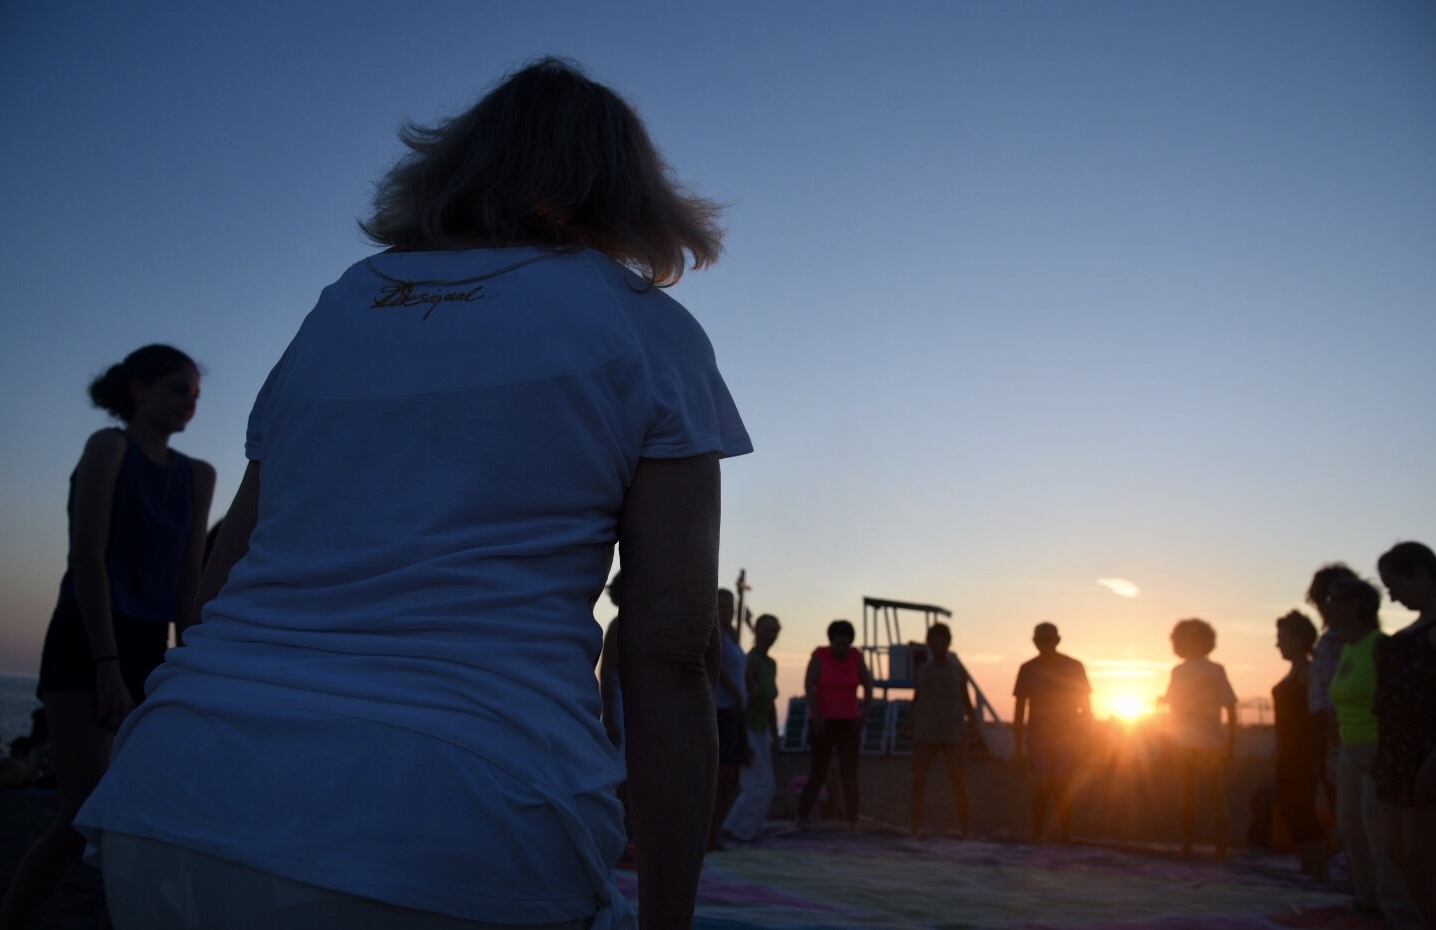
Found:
[93,655,120,665]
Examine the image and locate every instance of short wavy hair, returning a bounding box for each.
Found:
[1305,562,1357,611]
[1170,618,1217,659]
[361,57,723,287]
[1276,610,1318,655]
[1328,578,1381,631]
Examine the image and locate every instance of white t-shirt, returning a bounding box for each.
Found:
[1165,657,1238,750]
[77,248,751,928]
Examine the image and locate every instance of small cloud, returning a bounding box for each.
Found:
[1097,578,1140,598]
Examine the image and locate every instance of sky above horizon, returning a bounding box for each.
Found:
[2,2,1433,724]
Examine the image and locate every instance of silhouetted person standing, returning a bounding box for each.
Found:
[1,345,214,930]
[1305,563,1358,811]
[1012,623,1091,844]
[709,588,747,850]
[909,623,974,838]
[1272,610,1327,880]
[1165,618,1237,860]
[1374,541,1436,927]
[1326,580,1419,924]
[797,620,873,829]
[722,613,781,842]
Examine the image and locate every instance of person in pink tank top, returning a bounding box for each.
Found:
[796,620,873,829]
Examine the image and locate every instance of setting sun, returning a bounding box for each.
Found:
[1107,693,1152,722]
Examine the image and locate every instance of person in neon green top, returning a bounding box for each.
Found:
[723,614,782,842]
[1325,578,1419,926]
[1329,622,1381,746]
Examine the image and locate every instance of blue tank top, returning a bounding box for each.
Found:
[59,429,194,623]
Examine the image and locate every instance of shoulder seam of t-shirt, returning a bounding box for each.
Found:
[580,250,689,452]
[579,250,655,391]
[572,252,747,466]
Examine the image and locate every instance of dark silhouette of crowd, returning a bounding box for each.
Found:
[682,541,1434,930]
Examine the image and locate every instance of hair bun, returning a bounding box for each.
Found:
[86,344,197,423]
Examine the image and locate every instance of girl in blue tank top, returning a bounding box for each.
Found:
[0,345,215,929]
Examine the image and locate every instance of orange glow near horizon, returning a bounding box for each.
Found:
[1104,691,1153,722]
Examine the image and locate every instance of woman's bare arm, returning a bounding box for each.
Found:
[859,655,875,718]
[617,453,721,930]
[69,430,129,726]
[804,654,824,733]
[174,460,216,643]
[1012,696,1028,759]
[189,460,260,628]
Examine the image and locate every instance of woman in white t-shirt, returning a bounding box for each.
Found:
[76,57,751,930]
[1163,618,1237,859]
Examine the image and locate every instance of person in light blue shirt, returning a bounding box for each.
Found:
[709,588,748,849]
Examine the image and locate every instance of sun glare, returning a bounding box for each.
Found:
[1108,693,1151,722]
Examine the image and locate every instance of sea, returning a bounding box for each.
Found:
[0,673,41,745]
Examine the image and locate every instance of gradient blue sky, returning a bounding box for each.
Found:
[3,2,1433,719]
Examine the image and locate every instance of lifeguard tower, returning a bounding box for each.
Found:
[781,596,1013,759]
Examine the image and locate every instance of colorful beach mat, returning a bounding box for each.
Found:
[619,828,1354,930]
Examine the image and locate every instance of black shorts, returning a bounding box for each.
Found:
[717,708,748,766]
[36,599,169,705]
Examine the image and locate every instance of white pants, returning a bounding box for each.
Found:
[1336,744,1420,928]
[99,833,589,930]
[723,728,776,841]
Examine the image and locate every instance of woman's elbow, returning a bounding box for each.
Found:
[625,621,717,685]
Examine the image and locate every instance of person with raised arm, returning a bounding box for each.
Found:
[723,613,782,842]
[708,588,748,851]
